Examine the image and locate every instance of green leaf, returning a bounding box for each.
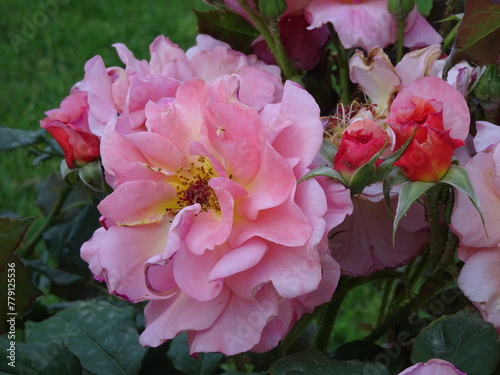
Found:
[25,300,147,375]
[24,259,83,285]
[440,165,485,229]
[454,0,500,66]
[383,167,409,216]
[0,126,45,151]
[415,0,433,16]
[0,336,82,375]
[319,139,337,166]
[0,254,43,334]
[78,160,107,192]
[393,181,435,241]
[167,332,223,375]
[298,165,347,185]
[269,349,390,375]
[411,309,500,375]
[195,9,259,55]
[0,217,36,267]
[332,340,406,375]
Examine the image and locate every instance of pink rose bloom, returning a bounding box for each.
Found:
[81,77,351,355]
[451,123,500,331]
[76,34,283,136]
[40,90,100,169]
[399,359,466,375]
[304,0,442,51]
[451,138,500,249]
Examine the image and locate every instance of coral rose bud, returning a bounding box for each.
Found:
[394,125,464,182]
[40,90,100,169]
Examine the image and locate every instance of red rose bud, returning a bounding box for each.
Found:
[394,125,464,182]
[40,90,100,169]
[333,118,388,183]
[390,96,464,182]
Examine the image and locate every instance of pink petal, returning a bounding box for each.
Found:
[81,56,117,136]
[144,258,177,297]
[395,44,442,87]
[89,220,170,302]
[148,35,194,79]
[232,195,313,248]
[451,146,500,248]
[236,146,297,221]
[184,177,242,255]
[349,48,400,111]
[474,121,500,153]
[98,180,177,226]
[140,287,230,347]
[173,244,224,302]
[188,286,279,355]
[458,249,500,305]
[403,9,443,48]
[209,238,268,280]
[261,81,323,176]
[306,0,396,50]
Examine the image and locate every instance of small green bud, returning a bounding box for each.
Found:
[258,0,287,19]
[475,64,500,122]
[388,0,415,21]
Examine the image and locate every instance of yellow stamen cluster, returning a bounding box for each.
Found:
[167,156,220,215]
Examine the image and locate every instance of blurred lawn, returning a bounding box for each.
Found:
[0,0,210,217]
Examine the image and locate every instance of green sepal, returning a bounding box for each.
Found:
[298,165,348,186]
[373,132,414,182]
[393,181,435,243]
[440,165,485,231]
[60,159,79,188]
[78,160,107,193]
[348,140,389,195]
[319,139,337,167]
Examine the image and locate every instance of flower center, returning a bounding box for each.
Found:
[167,156,220,215]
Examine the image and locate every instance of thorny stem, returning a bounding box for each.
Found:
[235,0,296,80]
[328,24,350,104]
[18,184,72,258]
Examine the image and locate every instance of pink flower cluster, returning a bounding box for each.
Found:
[38,1,495,360]
[325,45,471,276]
[40,35,354,355]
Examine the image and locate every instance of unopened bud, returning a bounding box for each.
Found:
[475,64,500,122]
[388,0,415,21]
